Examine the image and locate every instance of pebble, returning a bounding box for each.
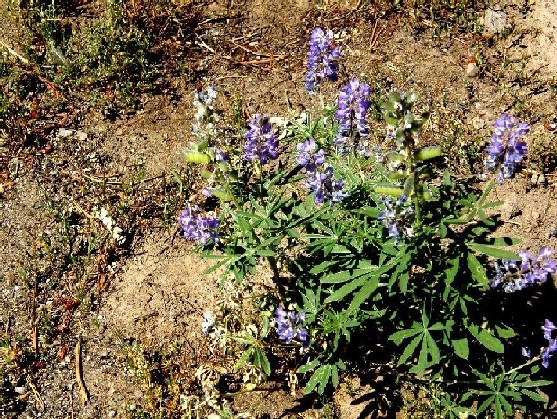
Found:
[466,62,480,78]
[76,130,88,141]
[471,116,485,129]
[484,8,508,35]
[57,128,73,138]
[9,158,19,177]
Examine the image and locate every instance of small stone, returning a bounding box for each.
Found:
[538,173,547,186]
[466,62,480,78]
[14,386,27,394]
[57,128,73,138]
[108,411,116,418]
[484,8,508,35]
[531,174,539,187]
[471,116,485,129]
[9,158,19,177]
[76,131,88,141]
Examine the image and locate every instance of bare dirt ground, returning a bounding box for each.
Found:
[2,0,557,417]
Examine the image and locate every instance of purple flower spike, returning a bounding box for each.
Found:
[243,114,279,164]
[296,141,347,205]
[334,78,372,153]
[541,319,557,368]
[178,205,220,245]
[275,306,309,346]
[485,113,529,183]
[305,27,341,93]
[377,196,414,243]
[491,246,556,292]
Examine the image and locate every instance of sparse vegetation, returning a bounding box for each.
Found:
[3,0,557,418]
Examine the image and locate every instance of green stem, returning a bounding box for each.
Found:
[505,355,541,376]
[405,131,422,226]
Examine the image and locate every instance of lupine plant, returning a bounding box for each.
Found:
[179,27,556,417]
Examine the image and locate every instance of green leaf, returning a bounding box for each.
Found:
[184,151,211,164]
[467,242,520,260]
[310,260,336,275]
[297,359,319,374]
[324,275,368,304]
[255,249,275,257]
[411,336,429,375]
[452,338,469,360]
[476,329,504,353]
[398,334,422,365]
[498,394,513,416]
[331,245,351,254]
[336,359,346,370]
[515,380,553,388]
[443,256,460,300]
[374,185,404,197]
[234,348,252,372]
[426,333,441,364]
[389,326,422,345]
[254,347,271,375]
[261,316,270,338]
[304,365,331,394]
[485,237,522,247]
[495,325,516,339]
[321,270,353,284]
[399,271,409,293]
[477,395,495,414]
[520,389,547,402]
[331,365,339,388]
[414,146,442,161]
[467,254,489,288]
[348,276,380,312]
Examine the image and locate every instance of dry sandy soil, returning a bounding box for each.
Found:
[2,0,557,417]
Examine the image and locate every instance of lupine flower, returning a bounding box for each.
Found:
[296,139,346,204]
[491,246,556,292]
[215,149,228,162]
[334,78,371,152]
[178,205,220,245]
[243,114,279,164]
[485,113,529,183]
[275,306,308,346]
[541,319,557,368]
[378,196,414,242]
[305,27,341,93]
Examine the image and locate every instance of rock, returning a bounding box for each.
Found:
[484,8,508,35]
[466,62,480,78]
[76,130,88,141]
[9,158,19,177]
[471,116,485,129]
[57,128,73,138]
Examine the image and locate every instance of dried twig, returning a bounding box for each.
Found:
[229,41,284,59]
[0,38,30,65]
[75,335,89,405]
[31,288,38,353]
[27,376,45,411]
